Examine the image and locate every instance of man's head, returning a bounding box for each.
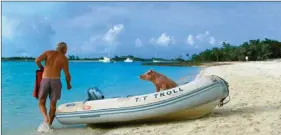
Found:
[56,42,68,54]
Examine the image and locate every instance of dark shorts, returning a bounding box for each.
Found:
[38,78,62,100]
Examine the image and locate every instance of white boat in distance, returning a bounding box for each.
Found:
[55,75,230,125]
[152,59,162,63]
[124,58,133,63]
[152,52,163,63]
[99,57,111,63]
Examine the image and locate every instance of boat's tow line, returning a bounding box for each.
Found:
[218,96,230,107]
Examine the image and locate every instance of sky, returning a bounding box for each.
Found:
[2,2,281,59]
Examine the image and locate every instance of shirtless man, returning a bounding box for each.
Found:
[35,42,72,129]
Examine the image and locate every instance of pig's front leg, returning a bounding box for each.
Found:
[160,83,169,90]
[155,85,161,92]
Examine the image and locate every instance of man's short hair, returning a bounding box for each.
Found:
[56,42,67,51]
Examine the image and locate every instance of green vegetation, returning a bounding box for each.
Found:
[1,55,171,62]
[189,38,281,62]
[66,55,170,62]
[2,56,35,61]
[142,38,281,67]
[2,39,280,66]
[142,61,202,67]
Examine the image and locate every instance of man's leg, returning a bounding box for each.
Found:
[49,79,62,126]
[38,98,49,123]
[38,79,50,123]
[48,99,57,125]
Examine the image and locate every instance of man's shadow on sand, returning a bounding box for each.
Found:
[86,104,280,130]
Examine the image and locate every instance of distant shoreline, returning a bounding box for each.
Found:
[1,59,230,67]
[4,59,279,68]
[142,61,234,67]
[0,59,238,67]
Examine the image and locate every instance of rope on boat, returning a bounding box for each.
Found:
[218,96,231,107]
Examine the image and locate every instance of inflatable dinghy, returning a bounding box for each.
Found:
[55,75,230,125]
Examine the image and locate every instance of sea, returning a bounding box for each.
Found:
[1,61,200,135]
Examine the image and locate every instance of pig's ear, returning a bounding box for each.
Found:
[150,70,155,75]
[148,70,153,75]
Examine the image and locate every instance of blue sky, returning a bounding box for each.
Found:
[2,2,281,58]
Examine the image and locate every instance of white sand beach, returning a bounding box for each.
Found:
[78,60,281,135]
[45,60,281,135]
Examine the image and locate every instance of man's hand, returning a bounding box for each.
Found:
[67,84,72,90]
[63,57,72,91]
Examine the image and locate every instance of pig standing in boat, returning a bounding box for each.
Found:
[140,70,178,92]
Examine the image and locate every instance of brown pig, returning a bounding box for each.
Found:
[139,70,178,92]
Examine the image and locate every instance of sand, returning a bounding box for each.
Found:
[47,60,281,135]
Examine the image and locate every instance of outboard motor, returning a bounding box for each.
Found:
[83,87,105,103]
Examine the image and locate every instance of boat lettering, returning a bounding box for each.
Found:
[135,97,140,102]
[154,93,159,98]
[160,92,165,97]
[143,96,148,100]
[136,88,184,102]
[166,91,172,95]
[135,96,148,102]
[178,88,183,92]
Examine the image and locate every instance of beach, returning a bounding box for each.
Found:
[2,60,281,135]
[86,60,281,135]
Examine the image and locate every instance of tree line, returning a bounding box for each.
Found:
[189,38,281,62]
[2,38,280,62]
[67,55,169,62]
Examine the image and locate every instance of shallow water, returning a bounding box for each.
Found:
[2,61,200,135]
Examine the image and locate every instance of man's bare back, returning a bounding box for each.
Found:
[41,50,68,79]
[35,42,72,131]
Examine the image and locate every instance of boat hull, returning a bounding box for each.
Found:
[55,75,229,125]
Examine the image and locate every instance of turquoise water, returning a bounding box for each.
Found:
[2,61,200,135]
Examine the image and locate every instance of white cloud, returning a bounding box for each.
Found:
[2,15,56,57]
[75,24,124,55]
[186,34,194,45]
[209,36,216,45]
[2,16,19,39]
[103,24,124,45]
[157,33,171,46]
[186,30,218,47]
[150,33,175,46]
[196,31,210,41]
[135,38,142,47]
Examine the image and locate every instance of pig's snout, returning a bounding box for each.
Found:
[139,75,145,79]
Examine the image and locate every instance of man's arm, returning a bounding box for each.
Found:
[63,58,71,87]
[35,51,47,70]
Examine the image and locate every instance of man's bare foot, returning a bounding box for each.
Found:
[44,117,49,124]
[37,121,53,133]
